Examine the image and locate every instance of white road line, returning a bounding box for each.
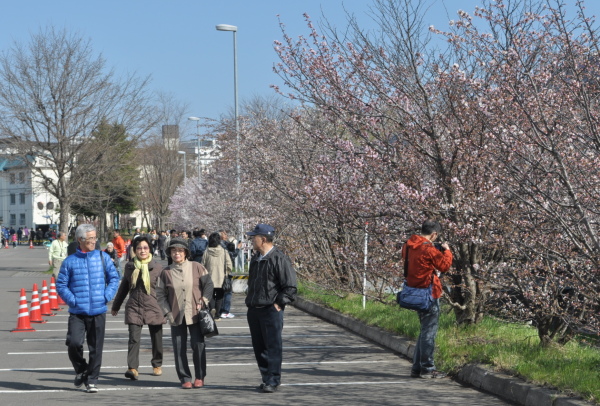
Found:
[8,344,371,355]
[21,333,344,342]
[0,359,394,372]
[8,349,128,355]
[24,325,312,332]
[283,381,408,386]
[41,320,126,324]
[0,380,408,394]
[26,328,131,332]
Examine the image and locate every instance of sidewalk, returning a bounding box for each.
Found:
[292,297,594,406]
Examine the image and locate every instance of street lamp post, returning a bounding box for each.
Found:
[216,23,242,240]
[188,116,202,181]
[177,150,186,180]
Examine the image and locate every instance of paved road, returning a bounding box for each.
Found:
[0,245,512,405]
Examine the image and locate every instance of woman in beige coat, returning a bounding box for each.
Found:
[201,232,232,321]
[156,237,213,389]
[111,236,165,380]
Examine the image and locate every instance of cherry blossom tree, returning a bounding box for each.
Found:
[272,0,509,325]
[271,0,598,342]
[437,0,600,344]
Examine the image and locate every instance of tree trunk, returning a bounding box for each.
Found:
[536,315,573,347]
[59,201,70,234]
[449,243,487,325]
[98,212,107,244]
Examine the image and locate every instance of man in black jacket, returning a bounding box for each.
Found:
[245,223,297,394]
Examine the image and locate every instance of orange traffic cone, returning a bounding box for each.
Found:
[29,240,34,249]
[11,288,36,332]
[40,280,55,317]
[49,277,60,311]
[29,283,46,323]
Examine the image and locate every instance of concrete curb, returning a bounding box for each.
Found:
[293,296,594,406]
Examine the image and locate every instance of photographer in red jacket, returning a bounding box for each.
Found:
[402,219,452,379]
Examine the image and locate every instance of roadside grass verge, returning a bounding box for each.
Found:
[297,282,599,404]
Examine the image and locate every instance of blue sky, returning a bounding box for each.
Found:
[1,1,598,139]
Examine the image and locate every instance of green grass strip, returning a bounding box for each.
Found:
[298,282,600,404]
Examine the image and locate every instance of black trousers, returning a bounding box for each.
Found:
[247,306,284,386]
[170,318,206,383]
[210,288,225,317]
[66,313,106,384]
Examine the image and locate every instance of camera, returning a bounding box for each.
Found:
[433,242,446,252]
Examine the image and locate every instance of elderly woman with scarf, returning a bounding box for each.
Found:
[111,236,165,380]
[156,237,214,389]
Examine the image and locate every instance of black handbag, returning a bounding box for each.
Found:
[198,308,219,338]
[222,275,232,293]
[221,249,233,292]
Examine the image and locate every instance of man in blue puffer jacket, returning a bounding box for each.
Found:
[56,224,120,393]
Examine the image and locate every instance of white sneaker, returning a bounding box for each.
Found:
[220,312,235,319]
[86,383,98,393]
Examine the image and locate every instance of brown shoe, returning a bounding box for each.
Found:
[124,369,138,380]
[152,367,162,376]
[193,378,204,388]
[182,382,192,389]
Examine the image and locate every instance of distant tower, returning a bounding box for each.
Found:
[162,125,180,150]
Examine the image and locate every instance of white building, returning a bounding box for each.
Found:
[0,154,64,234]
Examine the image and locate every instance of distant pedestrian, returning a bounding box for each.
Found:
[219,230,237,318]
[245,223,297,393]
[17,227,23,245]
[149,229,158,253]
[56,224,120,393]
[190,229,208,263]
[166,230,179,266]
[48,231,68,278]
[157,231,167,260]
[112,230,126,273]
[201,232,232,320]
[104,243,118,268]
